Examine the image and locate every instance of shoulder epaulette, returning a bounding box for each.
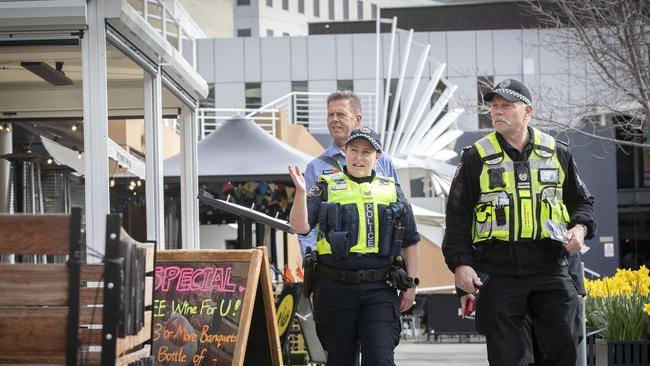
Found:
[462,145,475,152]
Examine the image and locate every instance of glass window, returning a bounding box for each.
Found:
[328,0,334,20]
[343,0,349,20]
[245,83,262,110]
[267,0,273,7]
[199,83,215,108]
[337,79,354,92]
[371,3,377,19]
[237,28,252,37]
[283,0,289,10]
[237,0,250,5]
[283,32,291,36]
[298,0,305,13]
[314,0,320,17]
[267,29,274,37]
[292,81,309,125]
[357,1,363,19]
[477,76,494,129]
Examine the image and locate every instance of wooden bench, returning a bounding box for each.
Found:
[0,210,154,366]
[0,209,82,365]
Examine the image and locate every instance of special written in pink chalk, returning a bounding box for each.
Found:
[155,266,243,293]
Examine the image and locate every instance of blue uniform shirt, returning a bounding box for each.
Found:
[298,142,399,256]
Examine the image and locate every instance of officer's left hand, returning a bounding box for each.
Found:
[399,287,416,312]
[564,224,586,253]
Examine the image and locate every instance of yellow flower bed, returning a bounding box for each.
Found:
[584,266,650,340]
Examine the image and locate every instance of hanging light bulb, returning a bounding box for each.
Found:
[76,151,82,159]
[46,158,53,165]
[130,180,136,187]
[109,179,115,188]
[71,124,77,131]
[136,179,142,187]
[0,125,4,132]
[26,149,32,154]
[133,191,137,196]
[5,124,10,133]
[128,184,134,191]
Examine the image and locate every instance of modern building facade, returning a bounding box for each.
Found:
[234,0,378,37]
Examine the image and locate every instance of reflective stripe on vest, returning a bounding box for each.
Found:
[472,128,569,243]
[316,172,398,255]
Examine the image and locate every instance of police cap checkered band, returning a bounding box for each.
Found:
[346,127,382,151]
[483,79,532,105]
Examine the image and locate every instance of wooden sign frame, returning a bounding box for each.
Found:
[154,247,282,366]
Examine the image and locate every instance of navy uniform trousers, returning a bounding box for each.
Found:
[476,266,580,366]
[313,278,401,366]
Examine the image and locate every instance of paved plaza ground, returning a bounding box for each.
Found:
[394,340,489,366]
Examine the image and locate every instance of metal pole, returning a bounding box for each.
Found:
[180,105,199,249]
[388,43,430,156]
[577,261,587,366]
[374,6,381,132]
[0,126,11,213]
[82,0,110,262]
[384,29,414,152]
[144,70,165,251]
[380,17,397,145]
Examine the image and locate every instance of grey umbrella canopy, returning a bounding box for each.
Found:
[164,117,315,180]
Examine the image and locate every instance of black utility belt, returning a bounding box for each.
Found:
[317,264,391,284]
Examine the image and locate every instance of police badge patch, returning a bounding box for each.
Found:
[307,184,323,197]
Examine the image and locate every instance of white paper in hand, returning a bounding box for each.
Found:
[543,219,590,255]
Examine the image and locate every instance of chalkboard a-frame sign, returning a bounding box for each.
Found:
[153,248,282,366]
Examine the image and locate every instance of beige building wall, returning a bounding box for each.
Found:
[418,239,454,289]
[177,0,234,38]
[109,119,180,159]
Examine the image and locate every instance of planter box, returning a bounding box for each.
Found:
[595,338,650,366]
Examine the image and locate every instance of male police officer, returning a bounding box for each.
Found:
[442,79,596,366]
[299,91,398,256]
[289,128,419,366]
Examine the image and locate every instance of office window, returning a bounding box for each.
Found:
[237,28,252,37]
[357,1,363,19]
[267,29,274,37]
[237,0,250,5]
[314,0,320,17]
[298,0,305,13]
[199,83,215,108]
[283,32,291,36]
[292,81,309,125]
[245,83,262,109]
[477,76,494,129]
[343,0,349,20]
[337,80,353,92]
[328,0,334,20]
[371,3,377,19]
[266,0,273,7]
[282,0,289,10]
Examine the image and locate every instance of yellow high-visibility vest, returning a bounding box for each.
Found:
[316,172,397,255]
[472,127,570,243]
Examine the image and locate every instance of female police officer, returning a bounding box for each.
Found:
[288,127,420,366]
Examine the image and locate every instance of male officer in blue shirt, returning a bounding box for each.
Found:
[299,90,399,256]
